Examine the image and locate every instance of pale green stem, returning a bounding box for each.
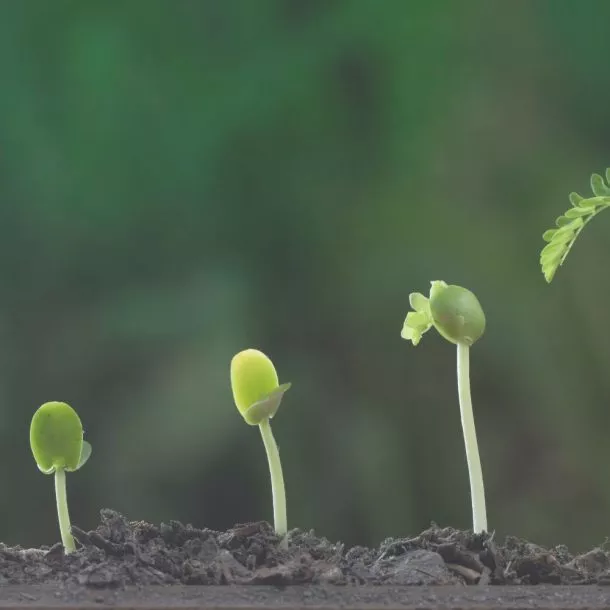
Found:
[258,418,287,542]
[456,343,487,533]
[54,467,75,553]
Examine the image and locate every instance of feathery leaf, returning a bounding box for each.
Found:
[540,169,610,282]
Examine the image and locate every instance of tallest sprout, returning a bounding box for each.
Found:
[401,281,487,533]
[230,349,291,542]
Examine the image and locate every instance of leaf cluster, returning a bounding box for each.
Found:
[540,170,610,282]
[401,288,435,346]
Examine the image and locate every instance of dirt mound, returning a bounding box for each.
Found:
[0,510,608,588]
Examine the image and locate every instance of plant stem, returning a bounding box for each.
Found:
[456,343,487,533]
[54,467,75,553]
[258,418,287,541]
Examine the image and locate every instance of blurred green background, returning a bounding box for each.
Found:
[1,0,610,552]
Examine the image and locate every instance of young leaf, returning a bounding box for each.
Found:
[401,308,433,346]
[76,440,92,470]
[569,192,583,207]
[540,169,610,282]
[542,229,556,242]
[564,207,589,219]
[243,383,291,425]
[591,173,610,197]
[409,292,429,312]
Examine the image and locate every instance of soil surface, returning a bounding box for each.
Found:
[1,584,610,610]
[0,509,609,588]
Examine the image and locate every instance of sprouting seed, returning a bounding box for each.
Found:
[401,281,488,533]
[230,349,291,544]
[30,401,92,553]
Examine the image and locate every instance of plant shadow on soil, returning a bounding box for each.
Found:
[1,509,609,588]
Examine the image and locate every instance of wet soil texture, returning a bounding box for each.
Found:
[0,509,609,588]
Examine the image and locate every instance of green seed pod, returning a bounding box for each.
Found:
[231,349,279,413]
[30,402,84,473]
[231,349,291,425]
[429,283,486,346]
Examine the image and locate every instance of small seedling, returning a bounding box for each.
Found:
[540,168,610,282]
[230,349,291,542]
[30,401,92,553]
[401,281,488,533]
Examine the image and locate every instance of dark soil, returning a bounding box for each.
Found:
[2,584,610,610]
[1,509,609,588]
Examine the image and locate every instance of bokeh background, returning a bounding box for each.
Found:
[1,0,610,552]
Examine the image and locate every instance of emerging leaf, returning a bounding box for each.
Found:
[243,383,292,425]
[409,292,429,313]
[401,287,439,346]
[401,281,485,347]
[76,440,92,470]
[401,311,432,346]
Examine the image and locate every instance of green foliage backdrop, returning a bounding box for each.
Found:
[1,0,610,550]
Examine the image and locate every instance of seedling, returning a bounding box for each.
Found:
[30,401,92,553]
[230,349,291,542]
[401,281,488,533]
[540,168,610,282]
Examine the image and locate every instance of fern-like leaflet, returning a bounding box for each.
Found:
[540,168,610,282]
